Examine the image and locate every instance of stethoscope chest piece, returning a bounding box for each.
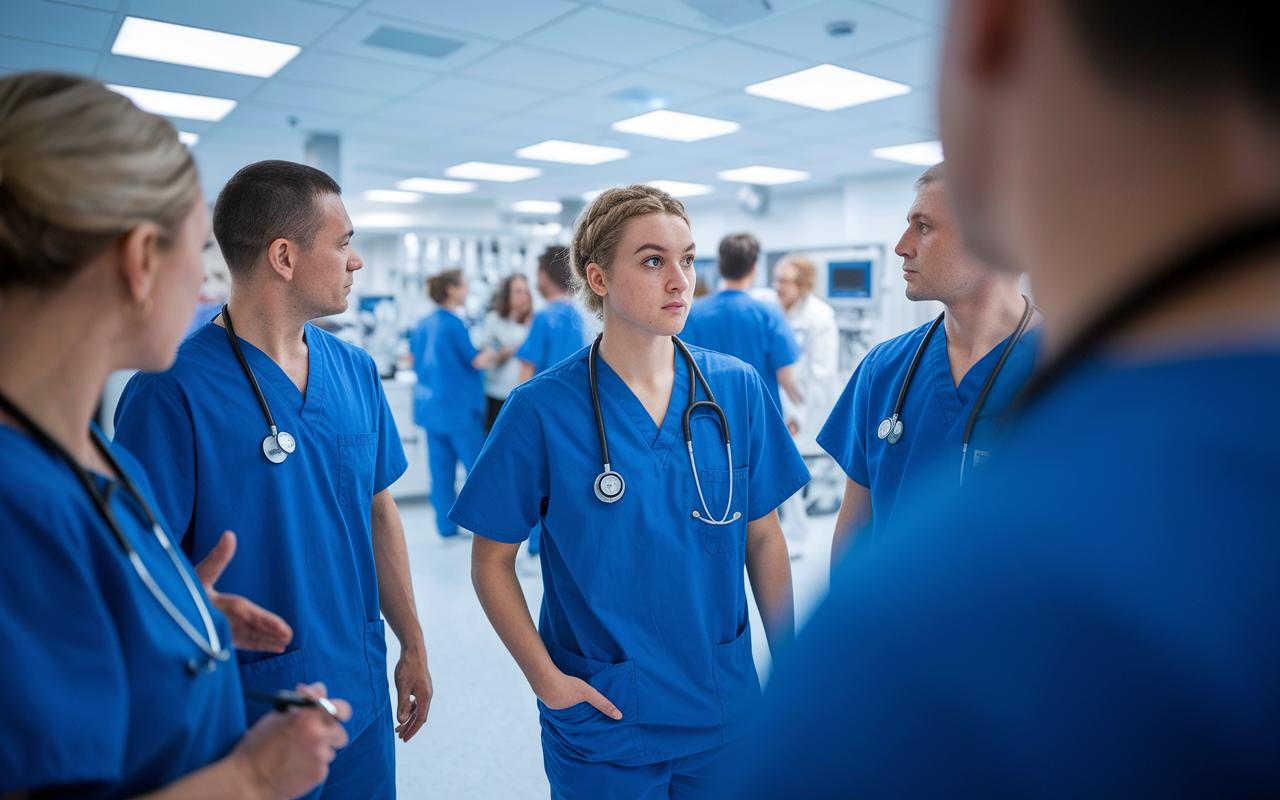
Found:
[261,430,296,464]
[594,469,625,503]
[877,415,904,444]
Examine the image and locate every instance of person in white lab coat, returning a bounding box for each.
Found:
[772,253,839,555]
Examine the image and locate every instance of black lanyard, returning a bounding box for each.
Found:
[0,391,229,674]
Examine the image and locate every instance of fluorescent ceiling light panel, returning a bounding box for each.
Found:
[445,162,542,182]
[717,166,810,185]
[515,140,629,165]
[364,189,424,204]
[111,17,300,78]
[354,212,417,228]
[611,110,740,142]
[745,64,910,111]
[510,200,563,214]
[177,131,200,146]
[648,180,714,197]
[107,84,236,121]
[872,140,944,166]
[395,177,477,194]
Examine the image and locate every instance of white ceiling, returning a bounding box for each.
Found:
[0,0,945,212]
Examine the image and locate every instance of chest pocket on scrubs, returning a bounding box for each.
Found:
[698,466,749,553]
[337,433,378,508]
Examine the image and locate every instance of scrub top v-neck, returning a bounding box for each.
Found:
[113,320,407,738]
[450,344,809,765]
[819,319,1040,541]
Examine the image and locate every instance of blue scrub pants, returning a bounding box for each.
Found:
[298,702,396,800]
[544,741,736,799]
[427,427,484,537]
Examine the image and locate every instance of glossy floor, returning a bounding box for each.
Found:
[385,497,839,799]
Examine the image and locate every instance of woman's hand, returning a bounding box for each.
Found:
[535,671,622,720]
[194,531,293,653]
[226,683,352,800]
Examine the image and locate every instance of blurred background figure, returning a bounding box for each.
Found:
[470,273,532,432]
[772,253,839,556]
[410,269,497,538]
[517,246,589,382]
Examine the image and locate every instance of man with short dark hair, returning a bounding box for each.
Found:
[681,233,802,415]
[115,160,431,800]
[731,0,1280,795]
[821,162,1039,566]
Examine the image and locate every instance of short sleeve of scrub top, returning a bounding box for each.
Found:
[113,374,198,539]
[0,429,244,797]
[516,312,551,374]
[816,343,882,488]
[766,306,801,373]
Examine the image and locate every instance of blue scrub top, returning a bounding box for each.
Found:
[730,350,1280,798]
[449,344,809,765]
[516,299,589,375]
[113,321,407,738]
[818,320,1040,541]
[680,290,800,412]
[0,427,244,798]
[409,308,484,432]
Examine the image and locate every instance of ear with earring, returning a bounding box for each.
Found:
[123,297,154,320]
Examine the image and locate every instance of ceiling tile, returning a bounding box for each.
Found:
[860,0,947,26]
[376,98,497,127]
[685,91,813,124]
[648,40,808,88]
[57,0,121,10]
[0,0,113,50]
[96,55,263,99]
[522,7,710,67]
[276,51,437,95]
[732,0,933,63]
[311,12,501,70]
[0,35,98,73]
[461,46,621,92]
[251,79,392,116]
[414,75,550,113]
[124,0,349,46]
[222,101,354,132]
[363,0,579,41]
[837,33,941,88]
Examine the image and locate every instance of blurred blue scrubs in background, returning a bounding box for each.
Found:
[114,321,407,799]
[410,306,486,538]
[681,289,800,412]
[517,298,589,375]
[451,345,809,799]
[818,322,1040,542]
[730,353,1280,797]
[0,426,244,798]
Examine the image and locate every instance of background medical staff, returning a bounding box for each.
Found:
[114,160,429,800]
[771,254,839,556]
[517,245,589,381]
[820,162,1038,566]
[455,185,808,799]
[730,0,1280,795]
[0,72,348,799]
[469,273,532,432]
[681,233,803,417]
[410,269,498,537]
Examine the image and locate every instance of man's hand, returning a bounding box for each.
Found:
[195,531,293,653]
[393,646,432,742]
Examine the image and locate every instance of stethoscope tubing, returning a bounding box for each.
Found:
[221,304,278,436]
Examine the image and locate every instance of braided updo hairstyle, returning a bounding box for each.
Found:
[568,184,690,318]
[0,73,200,291]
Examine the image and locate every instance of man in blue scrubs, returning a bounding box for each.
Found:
[518,246,589,381]
[819,163,1038,564]
[115,161,432,799]
[730,0,1280,795]
[681,233,802,416]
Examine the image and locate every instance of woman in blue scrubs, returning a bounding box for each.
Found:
[410,269,497,537]
[0,73,349,799]
[454,184,809,798]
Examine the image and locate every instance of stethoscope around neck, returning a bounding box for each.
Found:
[588,334,741,525]
[221,305,296,464]
[0,391,231,675]
[877,295,1035,485]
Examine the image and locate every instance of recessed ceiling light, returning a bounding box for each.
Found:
[444,162,542,182]
[510,200,563,214]
[107,84,237,121]
[745,64,910,111]
[364,189,424,204]
[611,110,740,142]
[515,140,629,165]
[581,189,607,203]
[648,180,715,198]
[178,131,200,146]
[111,17,300,78]
[872,140,943,166]
[353,212,417,228]
[717,166,811,185]
[395,177,477,194]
